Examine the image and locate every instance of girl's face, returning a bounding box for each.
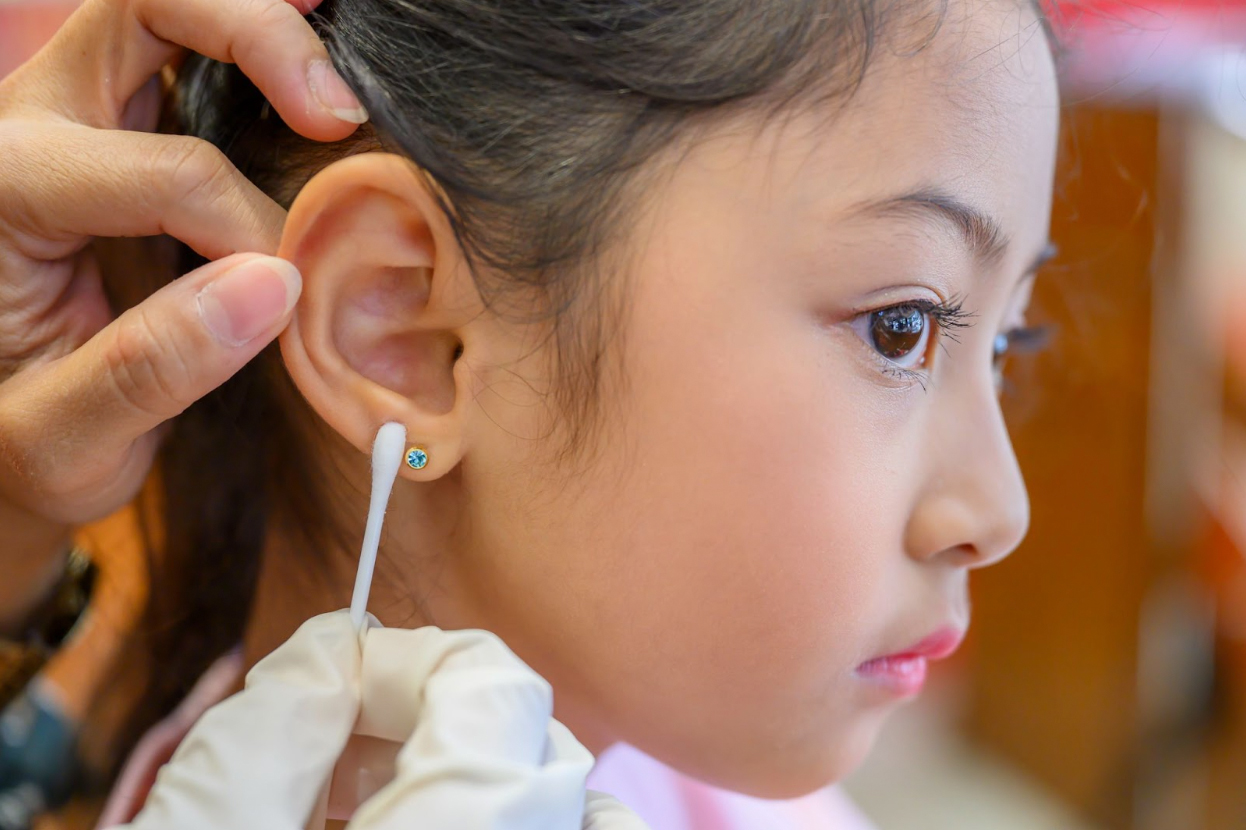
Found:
[276,0,1058,802]
[435,2,1058,797]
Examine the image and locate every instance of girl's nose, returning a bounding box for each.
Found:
[904,394,1031,570]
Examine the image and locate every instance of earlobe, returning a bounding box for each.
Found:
[275,153,473,477]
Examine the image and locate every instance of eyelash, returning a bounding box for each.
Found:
[868,296,975,387]
[1000,325,1051,355]
[993,324,1053,395]
[855,298,1053,390]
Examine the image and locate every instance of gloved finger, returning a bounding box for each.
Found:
[0,253,298,524]
[5,0,363,140]
[326,734,400,821]
[583,791,651,830]
[322,738,654,826]
[322,736,657,826]
[346,626,599,830]
[118,610,363,830]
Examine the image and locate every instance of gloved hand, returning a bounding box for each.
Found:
[112,610,648,830]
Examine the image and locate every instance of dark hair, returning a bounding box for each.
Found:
[105,0,940,779]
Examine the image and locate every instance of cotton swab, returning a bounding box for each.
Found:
[350,421,407,631]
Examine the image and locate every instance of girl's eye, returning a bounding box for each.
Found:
[993,325,1052,378]
[848,297,974,382]
[866,305,931,369]
[993,332,1009,370]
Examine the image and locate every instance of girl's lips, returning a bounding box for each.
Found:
[855,654,930,697]
[855,626,965,697]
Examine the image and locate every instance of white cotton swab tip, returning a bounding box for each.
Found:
[350,421,408,631]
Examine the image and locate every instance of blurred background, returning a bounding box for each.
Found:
[4,0,1246,828]
[850,2,1246,827]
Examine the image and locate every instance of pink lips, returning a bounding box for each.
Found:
[855,627,965,697]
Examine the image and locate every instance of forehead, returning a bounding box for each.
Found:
[661,0,1058,266]
[807,0,1056,233]
[837,1,1056,184]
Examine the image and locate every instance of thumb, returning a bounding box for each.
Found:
[1,252,300,523]
[81,251,302,419]
[121,610,361,830]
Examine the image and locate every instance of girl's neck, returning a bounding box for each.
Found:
[240,530,357,673]
[239,440,432,670]
[236,452,620,757]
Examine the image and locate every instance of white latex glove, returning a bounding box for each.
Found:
[114,609,648,830]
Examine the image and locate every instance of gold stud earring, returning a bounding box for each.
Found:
[405,446,429,470]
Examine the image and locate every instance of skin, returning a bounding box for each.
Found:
[0,0,365,630]
[244,0,1059,803]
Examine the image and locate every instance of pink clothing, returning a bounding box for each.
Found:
[99,650,874,830]
[586,743,875,830]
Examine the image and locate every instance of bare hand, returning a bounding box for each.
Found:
[0,0,365,525]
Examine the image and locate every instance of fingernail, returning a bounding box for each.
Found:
[198,257,302,348]
[308,59,368,124]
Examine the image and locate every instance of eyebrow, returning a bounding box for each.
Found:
[851,187,1058,276]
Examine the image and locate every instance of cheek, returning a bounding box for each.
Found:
[623,312,888,666]
[457,205,920,794]
[534,258,917,792]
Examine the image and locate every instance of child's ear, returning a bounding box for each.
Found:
[276,153,479,477]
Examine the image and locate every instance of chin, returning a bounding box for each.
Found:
[706,711,890,799]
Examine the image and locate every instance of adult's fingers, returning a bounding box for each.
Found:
[347,626,602,830]
[7,0,365,141]
[583,792,652,830]
[0,121,284,261]
[326,735,401,821]
[0,253,299,523]
[319,625,651,828]
[121,611,363,830]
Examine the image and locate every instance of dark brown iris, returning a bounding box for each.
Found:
[870,305,925,360]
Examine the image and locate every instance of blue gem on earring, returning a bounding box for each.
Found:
[405,447,428,470]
